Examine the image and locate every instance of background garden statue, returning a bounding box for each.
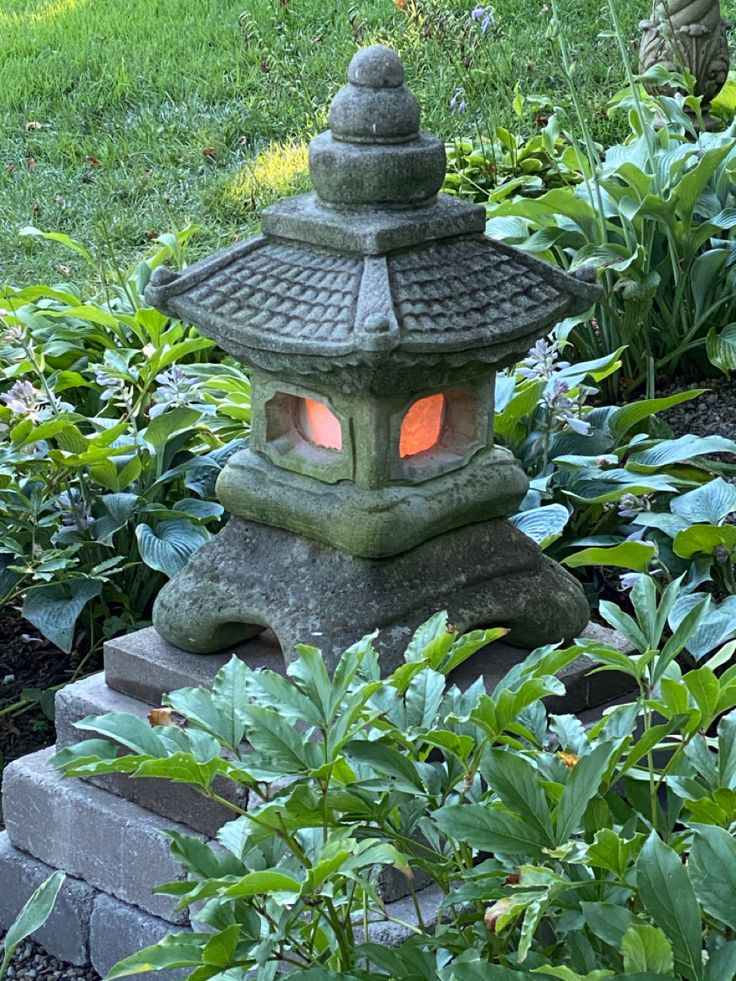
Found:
[640,0,730,126]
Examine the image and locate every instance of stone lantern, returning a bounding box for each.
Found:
[146,45,596,670]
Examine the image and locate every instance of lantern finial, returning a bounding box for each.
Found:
[308,45,446,207]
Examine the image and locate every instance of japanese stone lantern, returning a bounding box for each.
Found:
[146,45,596,669]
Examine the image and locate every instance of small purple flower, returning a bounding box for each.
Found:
[471,4,493,33]
[619,572,641,591]
[618,492,650,520]
[57,490,94,530]
[519,337,570,381]
[1,380,49,422]
[449,87,467,113]
[542,379,591,436]
[149,366,197,419]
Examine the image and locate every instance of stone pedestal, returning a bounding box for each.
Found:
[0,622,633,973]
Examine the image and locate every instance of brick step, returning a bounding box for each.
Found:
[104,626,284,706]
[2,747,200,923]
[0,831,181,980]
[55,673,247,837]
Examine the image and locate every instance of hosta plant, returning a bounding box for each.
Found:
[484,91,736,391]
[0,228,251,653]
[54,599,736,979]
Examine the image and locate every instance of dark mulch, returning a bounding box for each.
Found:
[0,612,72,772]
[3,941,99,980]
[656,375,736,443]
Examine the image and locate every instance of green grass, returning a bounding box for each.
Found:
[1,0,646,289]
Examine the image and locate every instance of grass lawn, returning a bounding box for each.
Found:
[2,0,646,289]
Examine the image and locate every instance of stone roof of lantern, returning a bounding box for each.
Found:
[146,45,598,369]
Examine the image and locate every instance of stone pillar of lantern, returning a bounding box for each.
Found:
[640,0,730,127]
[143,45,594,671]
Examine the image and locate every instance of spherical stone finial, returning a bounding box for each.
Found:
[329,45,420,144]
[347,45,405,88]
[309,44,446,208]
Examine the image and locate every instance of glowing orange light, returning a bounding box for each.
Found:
[400,394,446,458]
[302,398,343,450]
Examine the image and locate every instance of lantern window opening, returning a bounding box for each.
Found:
[299,397,343,451]
[400,393,446,458]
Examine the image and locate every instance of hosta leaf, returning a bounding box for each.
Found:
[135,520,209,577]
[707,323,736,372]
[674,524,736,558]
[669,594,736,660]
[628,434,736,471]
[23,579,102,653]
[608,391,703,441]
[671,478,736,525]
[510,504,570,547]
[563,541,657,573]
[1,870,65,976]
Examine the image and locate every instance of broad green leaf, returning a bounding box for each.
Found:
[669,594,736,660]
[704,941,736,981]
[135,520,208,577]
[481,749,554,845]
[510,504,570,547]
[345,740,425,792]
[609,391,703,441]
[671,478,736,525]
[143,406,203,454]
[405,668,445,728]
[23,579,102,653]
[0,870,65,975]
[433,803,548,858]
[689,824,736,930]
[73,711,164,757]
[674,524,736,558]
[635,831,703,980]
[622,925,674,975]
[555,742,616,843]
[707,323,736,372]
[105,935,208,977]
[223,870,301,898]
[564,541,656,573]
[628,434,736,471]
[580,901,633,947]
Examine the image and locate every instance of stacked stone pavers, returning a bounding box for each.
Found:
[0,627,456,973]
[0,628,271,974]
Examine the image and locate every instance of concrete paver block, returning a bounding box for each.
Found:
[90,892,186,981]
[104,626,283,706]
[55,673,248,837]
[0,831,94,966]
[2,747,199,923]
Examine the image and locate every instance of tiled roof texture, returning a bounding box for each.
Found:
[158,235,587,357]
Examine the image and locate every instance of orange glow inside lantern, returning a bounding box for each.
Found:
[400,394,446,458]
[301,398,343,450]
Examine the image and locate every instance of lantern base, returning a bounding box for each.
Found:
[152,516,589,672]
[216,445,528,559]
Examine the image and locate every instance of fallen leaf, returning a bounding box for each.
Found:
[85,156,102,166]
[148,707,185,728]
[25,120,43,131]
[24,157,36,170]
[484,898,516,931]
[557,751,580,769]
[203,146,216,158]
[5,163,15,174]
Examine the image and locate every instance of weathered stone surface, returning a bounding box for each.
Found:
[2,748,196,923]
[56,673,248,837]
[216,445,527,558]
[0,832,94,966]
[153,516,590,668]
[104,626,284,705]
[90,893,186,981]
[354,883,444,946]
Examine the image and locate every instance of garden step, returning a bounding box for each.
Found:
[105,621,634,717]
[2,747,199,924]
[55,672,248,837]
[0,832,185,980]
[0,830,95,966]
[104,625,284,706]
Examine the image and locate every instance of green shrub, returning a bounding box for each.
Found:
[0,228,250,653]
[54,598,736,979]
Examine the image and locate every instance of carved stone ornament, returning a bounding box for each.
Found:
[145,45,598,670]
[640,0,731,118]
